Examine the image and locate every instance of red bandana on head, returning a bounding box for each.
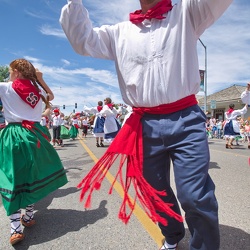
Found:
[12,79,41,108]
[129,0,173,24]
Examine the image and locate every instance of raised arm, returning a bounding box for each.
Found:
[60,0,115,59]
[241,83,250,104]
[186,0,233,38]
[36,69,54,101]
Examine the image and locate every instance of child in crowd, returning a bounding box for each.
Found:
[84,101,105,147]
[69,114,79,140]
[52,108,64,147]
[81,116,89,137]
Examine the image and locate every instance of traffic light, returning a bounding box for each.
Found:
[63,105,65,109]
[75,103,77,108]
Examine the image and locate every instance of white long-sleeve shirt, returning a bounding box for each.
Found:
[225,105,247,133]
[99,105,119,134]
[60,0,233,107]
[241,90,250,104]
[52,115,64,126]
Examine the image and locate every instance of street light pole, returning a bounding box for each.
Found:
[199,38,207,114]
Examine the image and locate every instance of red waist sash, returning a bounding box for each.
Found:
[77,95,197,225]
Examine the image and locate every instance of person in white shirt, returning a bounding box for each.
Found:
[69,115,79,140]
[40,116,47,127]
[60,1,233,249]
[0,59,67,245]
[81,116,89,137]
[216,120,223,139]
[241,82,250,105]
[223,103,248,149]
[51,109,64,146]
[40,105,52,140]
[84,101,105,147]
[241,83,250,148]
[100,97,121,144]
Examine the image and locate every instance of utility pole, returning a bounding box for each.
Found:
[199,38,207,114]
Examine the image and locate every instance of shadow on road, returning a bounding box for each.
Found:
[12,222,250,250]
[209,161,220,169]
[12,199,108,250]
[177,224,249,250]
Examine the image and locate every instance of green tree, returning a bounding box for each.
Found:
[0,65,9,82]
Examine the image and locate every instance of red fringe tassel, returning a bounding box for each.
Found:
[77,152,183,226]
[77,99,200,226]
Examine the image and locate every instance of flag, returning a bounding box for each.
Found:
[199,70,205,92]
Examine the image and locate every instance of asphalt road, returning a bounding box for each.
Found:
[0,134,249,250]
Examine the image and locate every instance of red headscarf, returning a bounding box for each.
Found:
[97,106,103,112]
[12,79,41,108]
[226,104,235,114]
[107,103,113,110]
[226,108,234,114]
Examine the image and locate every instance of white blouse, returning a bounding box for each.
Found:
[0,81,44,123]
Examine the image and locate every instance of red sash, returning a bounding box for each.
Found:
[78,95,197,225]
[22,120,50,148]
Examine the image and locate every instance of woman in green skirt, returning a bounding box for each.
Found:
[0,59,68,245]
[69,115,79,139]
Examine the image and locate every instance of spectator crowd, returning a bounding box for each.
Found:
[206,116,250,148]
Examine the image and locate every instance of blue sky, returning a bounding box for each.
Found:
[0,0,249,115]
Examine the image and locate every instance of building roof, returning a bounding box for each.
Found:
[198,84,246,105]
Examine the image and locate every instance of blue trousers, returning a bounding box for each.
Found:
[142,105,219,250]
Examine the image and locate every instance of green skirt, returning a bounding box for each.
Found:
[0,122,68,216]
[44,126,52,141]
[69,125,78,138]
[60,125,70,139]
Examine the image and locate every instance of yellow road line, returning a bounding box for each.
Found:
[78,138,164,247]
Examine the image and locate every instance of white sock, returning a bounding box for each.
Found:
[9,210,22,235]
[161,241,177,250]
[23,204,34,221]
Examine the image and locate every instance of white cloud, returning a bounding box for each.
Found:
[84,0,140,25]
[24,57,122,114]
[40,25,65,38]
[61,59,70,66]
[23,1,250,111]
[198,1,250,95]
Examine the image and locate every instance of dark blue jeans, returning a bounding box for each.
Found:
[142,105,219,250]
[52,125,61,140]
